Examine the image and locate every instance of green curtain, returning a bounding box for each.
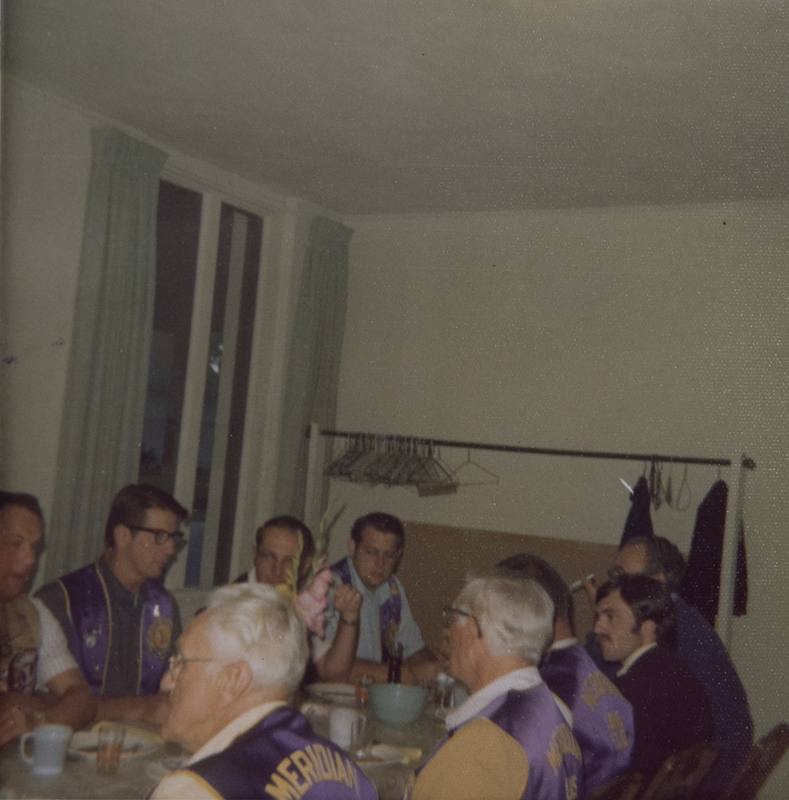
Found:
[273,216,353,519]
[46,128,167,579]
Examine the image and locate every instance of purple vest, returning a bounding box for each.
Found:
[186,706,377,800]
[57,563,174,696]
[417,684,584,800]
[332,556,402,662]
[541,644,634,791]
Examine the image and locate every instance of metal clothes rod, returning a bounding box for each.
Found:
[310,428,756,470]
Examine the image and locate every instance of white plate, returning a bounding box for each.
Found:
[306,683,357,704]
[353,744,406,767]
[69,728,161,759]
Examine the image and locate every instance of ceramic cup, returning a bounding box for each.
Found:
[19,724,73,776]
[329,707,366,751]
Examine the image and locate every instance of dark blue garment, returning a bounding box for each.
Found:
[585,594,752,788]
[187,707,377,800]
[541,643,634,791]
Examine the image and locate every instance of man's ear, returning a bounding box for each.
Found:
[639,618,658,645]
[347,538,356,558]
[112,524,132,551]
[218,660,253,704]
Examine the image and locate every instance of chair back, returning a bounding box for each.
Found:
[640,741,721,800]
[718,723,789,800]
[587,771,643,800]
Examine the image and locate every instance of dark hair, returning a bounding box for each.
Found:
[597,573,677,649]
[255,516,315,581]
[0,491,44,522]
[104,484,189,549]
[350,512,405,550]
[622,536,687,592]
[495,553,573,631]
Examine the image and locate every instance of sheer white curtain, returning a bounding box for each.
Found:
[46,129,167,579]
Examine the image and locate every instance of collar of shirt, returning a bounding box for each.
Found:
[185,701,288,766]
[247,569,257,583]
[548,637,579,652]
[98,555,146,608]
[445,666,543,732]
[617,642,658,677]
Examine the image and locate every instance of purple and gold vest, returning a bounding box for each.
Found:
[0,596,40,693]
[415,684,584,800]
[332,556,401,662]
[541,643,634,792]
[186,706,377,800]
[56,563,174,696]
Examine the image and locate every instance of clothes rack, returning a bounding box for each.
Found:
[304,424,754,647]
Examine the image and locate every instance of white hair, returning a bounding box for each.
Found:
[203,583,309,693]
[455,576,554,665]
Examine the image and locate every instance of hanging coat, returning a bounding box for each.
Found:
[680,480,748,627]
[619,476,655,547]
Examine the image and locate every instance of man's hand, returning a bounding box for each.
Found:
[0,692,46,746]
[334,584,362,624]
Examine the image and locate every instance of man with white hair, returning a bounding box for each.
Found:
[150,584,376,800]
[409,576,583,800]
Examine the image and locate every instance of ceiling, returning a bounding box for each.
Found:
[3,0,788,215]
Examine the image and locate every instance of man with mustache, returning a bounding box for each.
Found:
[593,573,714,781]
[36,484,187,723]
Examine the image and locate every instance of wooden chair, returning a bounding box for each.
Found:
[587,771,643,800]
[717,722,789,800]
[639,741,721,800]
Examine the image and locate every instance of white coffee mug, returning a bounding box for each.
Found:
[329,708,366,751]
[19,724,73,776]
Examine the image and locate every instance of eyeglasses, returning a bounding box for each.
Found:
[443,605,483,638]
[358,544,400,564]
[133,526,186,547]
[167,654,221,674]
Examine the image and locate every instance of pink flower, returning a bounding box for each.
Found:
[294,564,333,637]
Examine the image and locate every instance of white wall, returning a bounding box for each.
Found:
[333,202,789,797]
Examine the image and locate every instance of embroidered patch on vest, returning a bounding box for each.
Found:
[146,617,173,659]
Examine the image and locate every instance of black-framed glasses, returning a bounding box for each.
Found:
[443,605,483,638]
[133,526,186,547]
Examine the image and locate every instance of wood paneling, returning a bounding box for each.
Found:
[397,522,619,650]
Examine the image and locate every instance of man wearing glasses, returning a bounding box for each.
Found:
[325,512,440,685]
[408,576,582,800]
[36,483,188,723]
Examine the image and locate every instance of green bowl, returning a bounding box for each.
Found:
[369,683,428,726]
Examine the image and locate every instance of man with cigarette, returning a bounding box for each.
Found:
[150,583,376,800]
[497,554,633,793]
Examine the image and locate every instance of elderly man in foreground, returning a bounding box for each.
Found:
[150,583,376,800]
[409,575,583,800]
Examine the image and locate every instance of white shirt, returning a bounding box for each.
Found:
[31,597,78,688]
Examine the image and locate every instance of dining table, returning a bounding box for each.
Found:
[0,722,186,800]
[0,687,448,800]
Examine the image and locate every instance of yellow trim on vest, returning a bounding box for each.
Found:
[93,563,113,695]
